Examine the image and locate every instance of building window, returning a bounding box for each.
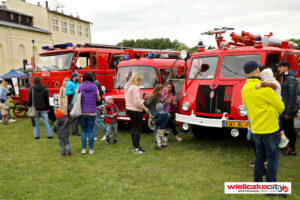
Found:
[84,27,88,32]
[78,31,82,36]
[52,19,58,25]
[26,17,29,23]
[84,33,88,37]
[62,28,67,33]
[69,23,74,28]
[70,29,75,35]
[52,25,58,31]
[61,21,67,27]
[77,25,81,31]
[10,13,14,20]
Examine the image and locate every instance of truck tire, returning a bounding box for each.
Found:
[191,125,209,139]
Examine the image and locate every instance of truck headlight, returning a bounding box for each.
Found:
[181,101,190,112]
[238,105,247,117]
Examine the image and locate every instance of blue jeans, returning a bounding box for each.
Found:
[253,131,280,182]
[106,122,118,140]
[33,111,52,138]
[93,107,107,138]
[58,138,70,154]
[79,115,96,150]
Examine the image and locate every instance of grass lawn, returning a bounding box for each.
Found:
[0,117,299,200]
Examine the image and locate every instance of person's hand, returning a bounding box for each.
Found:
[144,107,149,113]
[285,115,291,119]
[173,101,177,107]
[255,83,261,89]
[149,114,154,119]
[110,115,114,118]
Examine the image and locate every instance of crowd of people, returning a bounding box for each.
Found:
[25,71,183,155]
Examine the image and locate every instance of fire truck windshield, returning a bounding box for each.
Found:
[219,54,260,79]
[36,52,73,72]
[188,56,219,80]
[115,66,159,89]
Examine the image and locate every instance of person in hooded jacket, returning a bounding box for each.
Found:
[27,76,52,139]
[277,60,298,156]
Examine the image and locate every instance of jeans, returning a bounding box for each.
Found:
[127,109,143,149]
[78,115,96,150]
[94,107,107,138]
[58,138,71,154]
[281,117,297,152]
[253,131,280,182]
[106,122,118,140]
[33,111,52,138]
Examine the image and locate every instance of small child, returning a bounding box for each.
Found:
[103,96,119,144]
[53,109,72,156]
[0,98,9,125]
[152,103,169,150]
[256,68,289,148]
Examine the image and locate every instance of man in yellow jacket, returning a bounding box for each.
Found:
[241,61,285,184]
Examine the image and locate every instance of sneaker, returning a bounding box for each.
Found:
[35,137,40,140]
[94,137,98,141]
[278,137,289,148]
[67,150,72,155]
[105,139,111,144]
[81,148,86,154]
[89,149,94,154]
[113,140,117,144]
[9,119,16,123]
[3,122,8,125]
[154,146,162,150]
[133,148,144,154]
[47,136,53,139]
[139,147,147,153]
[61,153,66,156]
[175,135,183,142]
[101,135,106,141]
[249,161,255,167]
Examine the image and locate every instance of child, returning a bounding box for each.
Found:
[103,96,119,144]
[152,103,169,150]
[0,98,9,125]
[255,68,289,148]
[53,109,72,156]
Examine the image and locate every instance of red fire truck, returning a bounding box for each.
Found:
[176,27,300,138]
[103,52,186,130]
[30,43,177,108]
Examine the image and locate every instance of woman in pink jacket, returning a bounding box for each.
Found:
[125,73,149,154]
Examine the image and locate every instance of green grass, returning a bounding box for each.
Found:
[0,117,299,200]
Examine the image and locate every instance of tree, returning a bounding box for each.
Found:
[287,38,300,44]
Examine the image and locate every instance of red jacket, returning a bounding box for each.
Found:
[104,103,119,123]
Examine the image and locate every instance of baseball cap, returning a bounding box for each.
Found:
[276,60,290,67]
[243,61,261,74]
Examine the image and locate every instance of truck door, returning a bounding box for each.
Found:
[105,54,124,92]
[74,52,96,81]
[284,52,300,93]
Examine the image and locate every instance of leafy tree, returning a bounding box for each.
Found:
[287,38,300,44]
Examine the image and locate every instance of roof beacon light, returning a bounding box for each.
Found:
[255,35,263,48]
[42,42,73,50]
[123,55,129,60]
[148,52,154,58]
[197,40,205,52]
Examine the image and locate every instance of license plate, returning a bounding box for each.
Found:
[224,121,248,128]
[118,111,126,117]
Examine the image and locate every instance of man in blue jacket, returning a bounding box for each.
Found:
[65,71,80,136]
[277,60,297,156]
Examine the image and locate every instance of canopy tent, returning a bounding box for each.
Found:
[1,69,27,79]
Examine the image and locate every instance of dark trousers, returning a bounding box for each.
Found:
[253,131,280,182]
[68,104,79,135]
[127,109,143,149]
[167,113,178,136]
[281,117,297,152]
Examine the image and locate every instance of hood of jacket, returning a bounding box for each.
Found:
[124,82,134,92]
[32,84,46,92]
[260,68,275,82]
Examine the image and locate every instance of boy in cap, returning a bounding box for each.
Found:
[0,98,9,125]
[53,109,73,156]
[103,96,119,144]
[152,103,169,150]
[242,61,285,193]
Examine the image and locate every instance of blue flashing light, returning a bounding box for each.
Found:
[198,41,204,48]
[42,43,73,50]
[123,55,129,60]
[255,35,262,43]
[148,52,154,58]
[42,46,49,50]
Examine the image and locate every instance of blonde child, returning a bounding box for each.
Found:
[0,98,9,125]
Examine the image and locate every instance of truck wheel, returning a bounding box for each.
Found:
[191,125,209,139]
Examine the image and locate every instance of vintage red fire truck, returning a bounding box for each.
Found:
[176,27,300,138]
[31,43,177,108]
[103,52,186,130]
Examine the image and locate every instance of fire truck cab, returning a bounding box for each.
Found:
[176,28,300,138]
[33,43,174,107]
[103,52,186,130]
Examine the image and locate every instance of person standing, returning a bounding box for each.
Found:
[103,96,119,144]
[277,60,298,156]
[125,73,149,154]
[161,80,182,142]
[90,71,107,141]
[27,76,53,139]
[65,72,80,136]
[59,77,69,116]
[78,73,100,155]
[241,61,285,185]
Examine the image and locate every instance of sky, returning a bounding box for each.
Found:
[27,0,300,48]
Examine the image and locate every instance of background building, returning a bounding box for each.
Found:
[0,0,91,75]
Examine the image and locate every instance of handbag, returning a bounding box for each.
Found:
[28,88,37,118]
[70,88,82,118]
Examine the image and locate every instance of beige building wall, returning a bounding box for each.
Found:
[0,25,52,75]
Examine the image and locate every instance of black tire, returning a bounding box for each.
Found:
[191,125,210,139]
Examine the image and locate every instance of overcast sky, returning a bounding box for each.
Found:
[27,0,300,48]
